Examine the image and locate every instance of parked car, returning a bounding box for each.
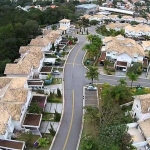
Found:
[87,86,97,91]
[52,70,61,75]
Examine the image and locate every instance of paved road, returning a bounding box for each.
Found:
[51,33,88,150]
[51,26,150,150]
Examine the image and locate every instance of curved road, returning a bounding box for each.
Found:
[51,33,89,150]
[51,27,150,150]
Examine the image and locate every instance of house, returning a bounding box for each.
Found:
[4,46,44,79]
[106,22,129,31]
[134,17,147,23]
[141,41,150,51]
[44,30,62,46]
[59,19,71,34]
[107,14,119,21]
[101,35,145,70]
[121,15,134,22]
[0,77,32,139]
[131,94,150,121]
[30,36,51,52]
[125,24,150,37]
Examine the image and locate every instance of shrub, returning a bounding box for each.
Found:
[49,123,56,137]
[57,88,62,98]
[54,109,61,122]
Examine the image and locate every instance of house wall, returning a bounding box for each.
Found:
[117,53,132,65]
[132,98,150,121]
[132,98,142,120]
[59,22,70,29]
[13,90,32,130]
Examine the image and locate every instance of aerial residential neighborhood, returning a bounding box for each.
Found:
[1,0,150,150]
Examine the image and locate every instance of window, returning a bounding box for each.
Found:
[136,105,138,108]
[107,52,110,54]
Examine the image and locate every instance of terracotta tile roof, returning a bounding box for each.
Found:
[135,17,146,21]
[139,118,150,138]
[122,15,133,19]
[108,14,118,18]
[19,46,42,54]
[103,36,145,57]
[106,22,129,29]
[0,78,12,88]
[125,24,150,32]
[4,46,43,75]
[0,77,28,134]
[135,94,150,113]
[0,104,10,134]
[30,36,50,47]
[81,14,91,19]
[59,19,70,23]
[142,41,150,49]
[1,77,28,103]
[59,27,68,31]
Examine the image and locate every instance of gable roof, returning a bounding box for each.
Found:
[59,19,70,23]
[103,36,145,57]
[142,41,150,49]
[4,46,43,75]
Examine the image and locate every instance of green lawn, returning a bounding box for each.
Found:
[14,133,41,149]
[42,113,54,121]
[51,78,62,85]
[47,94,62,103]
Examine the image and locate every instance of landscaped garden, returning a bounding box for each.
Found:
[51,78,62,85]
[96,25,125,37]
[47,90,62,103]
[13,131,52,150]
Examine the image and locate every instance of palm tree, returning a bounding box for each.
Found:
[86,66,99,85]
[127,72,139,88]
[83,43,98,60]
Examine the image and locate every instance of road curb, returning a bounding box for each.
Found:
[49,40,79,150]
[76,86,85,150]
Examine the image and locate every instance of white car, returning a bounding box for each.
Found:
[87,86,97,91]
[52,70,60,75]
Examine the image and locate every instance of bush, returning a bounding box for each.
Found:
[49,123,56,137]
[54,109,61,122]
[57,88,62,98]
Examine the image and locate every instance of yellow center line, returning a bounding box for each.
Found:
[73,42,86,67]
[62,90,74,150]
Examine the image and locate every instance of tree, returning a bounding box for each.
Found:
[127,72,139,88]
[86,66,99,85]
[118,78,127,86]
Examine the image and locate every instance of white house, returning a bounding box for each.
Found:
[30,36,52,52]
[0,77,32,139]
[4,46,44,79]
[131,94,150,121]
[125,24,150,37]
[59,19,70,34]
[101,35,145,70]
[106,22,128,31]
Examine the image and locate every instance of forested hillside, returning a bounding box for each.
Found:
[0,2,77,75]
